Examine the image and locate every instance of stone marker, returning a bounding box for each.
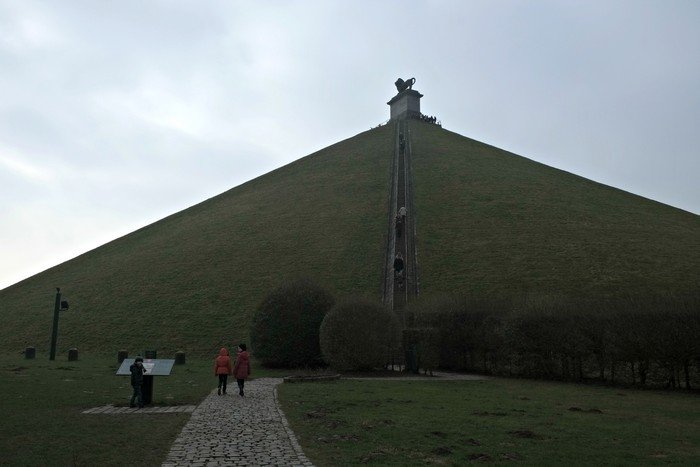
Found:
[68,348,79,361]
[175,351,186,365]
[117,349,128,363]
[25,346,36,359]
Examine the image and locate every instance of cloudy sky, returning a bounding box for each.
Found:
[1,0,699,289]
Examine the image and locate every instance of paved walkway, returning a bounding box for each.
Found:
[162,377,312,467]
[83,405,196,414]
[82,370,486,463]
[158,371,486,466]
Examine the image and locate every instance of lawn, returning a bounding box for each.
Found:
[0,353,284,466]
[278,376,700,465]
[3,351,699,466]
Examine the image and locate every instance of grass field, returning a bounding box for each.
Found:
[3,352,699,465]
[279,377,700,465]
[0,353,285,466]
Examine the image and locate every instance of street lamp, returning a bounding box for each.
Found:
[49,287,69,361]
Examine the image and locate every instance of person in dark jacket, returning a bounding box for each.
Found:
[214,347,233,395]
[130,356,146,408]
[394,252,405,276]
[233,344,251,397]
[394,252,405,288]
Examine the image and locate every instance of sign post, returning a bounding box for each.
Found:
[117,358,175,405]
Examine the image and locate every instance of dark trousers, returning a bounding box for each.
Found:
[218,374,228,393]
[237,378,245,394]
[130,385,143,407]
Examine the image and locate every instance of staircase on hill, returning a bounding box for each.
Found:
[383,120,419,320]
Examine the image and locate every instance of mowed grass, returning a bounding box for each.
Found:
[409,120,700,298]
[278,377,700,465]
[0,125,394,356]
[2,357,699,466]
[0,353,285,466]
[1,119,698,358]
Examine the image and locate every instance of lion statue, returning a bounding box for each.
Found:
[395,77,416,93]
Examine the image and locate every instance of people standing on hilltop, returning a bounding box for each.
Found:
[129,356,146,408]
[233,344,251,397]
[214,347,233,395]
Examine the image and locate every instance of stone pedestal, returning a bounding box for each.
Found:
[387,89,423,120]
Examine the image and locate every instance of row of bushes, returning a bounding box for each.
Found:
[405,294,700,388]
[249,279,699,388]
[250,278,397,371]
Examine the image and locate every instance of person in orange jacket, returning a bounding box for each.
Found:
[214,347,232,395]
[233,343,251,397]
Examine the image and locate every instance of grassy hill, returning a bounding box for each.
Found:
[409,121,700,299]
[0,125,394,356]
[1,120,698,356]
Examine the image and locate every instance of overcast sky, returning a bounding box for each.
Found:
[1,0,699,290]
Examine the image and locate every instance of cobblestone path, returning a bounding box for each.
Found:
[162,377,312,466]
[82,405,196,414]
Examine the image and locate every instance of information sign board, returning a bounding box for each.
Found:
[116,358,175,376]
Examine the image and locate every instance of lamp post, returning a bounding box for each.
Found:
[49,288,69,361]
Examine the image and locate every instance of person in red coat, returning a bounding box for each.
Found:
[214,347,232,395]
[233,343,251,397]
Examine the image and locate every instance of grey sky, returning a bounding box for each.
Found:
[1,0,699,289]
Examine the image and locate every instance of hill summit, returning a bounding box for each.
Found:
[1,121,698,356]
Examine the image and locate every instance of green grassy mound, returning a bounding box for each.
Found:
[1,120,697,356]
[410,121,699,298]
[0,126,393,356]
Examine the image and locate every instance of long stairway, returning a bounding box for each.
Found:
[383,120,419,321]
